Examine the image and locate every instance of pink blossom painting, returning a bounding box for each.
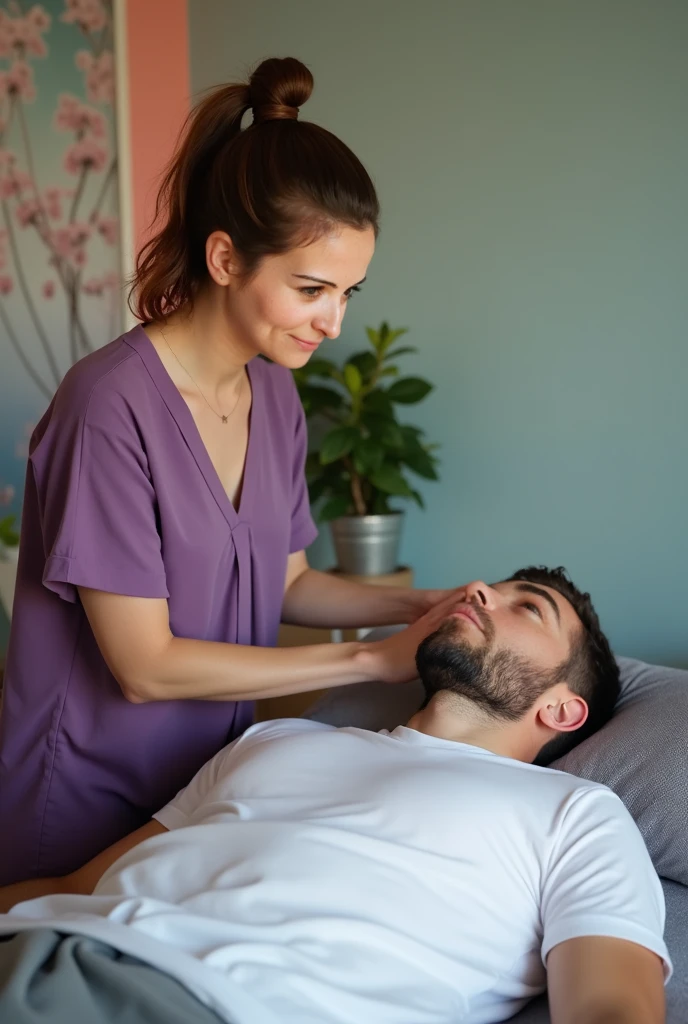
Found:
[0,0,120,535]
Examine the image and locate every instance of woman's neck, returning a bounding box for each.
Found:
[153,292,251,394]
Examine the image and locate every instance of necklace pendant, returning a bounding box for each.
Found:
[221,415,228,423]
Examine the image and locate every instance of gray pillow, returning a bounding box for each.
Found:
[303,631,688,885]
[550,657,688,886]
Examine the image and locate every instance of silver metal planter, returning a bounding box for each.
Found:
[330,513,404,576]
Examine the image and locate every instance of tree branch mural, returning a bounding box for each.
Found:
[0,0,120,400]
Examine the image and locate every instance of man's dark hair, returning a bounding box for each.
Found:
[507,566,620,765]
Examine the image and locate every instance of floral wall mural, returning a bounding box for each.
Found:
[0,0,120,543]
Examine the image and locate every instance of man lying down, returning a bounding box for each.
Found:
[0,567,671,1024]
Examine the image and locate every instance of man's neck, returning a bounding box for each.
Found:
[405,698,533,763]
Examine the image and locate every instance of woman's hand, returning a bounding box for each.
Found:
[402,586,467,624]
[359,588,466,685]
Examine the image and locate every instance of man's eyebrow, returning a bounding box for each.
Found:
[292,274,367,289]
[514,583,561,626]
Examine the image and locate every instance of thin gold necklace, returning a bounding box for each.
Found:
[159,327,244,425]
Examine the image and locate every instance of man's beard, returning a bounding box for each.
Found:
[415,612,555,722]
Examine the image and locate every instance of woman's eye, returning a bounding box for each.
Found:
[300,287,322,298]
[344,285,361,301]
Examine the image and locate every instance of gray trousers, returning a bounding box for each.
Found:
[0,930,224,1024]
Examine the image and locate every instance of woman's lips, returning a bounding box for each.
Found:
[290,335,321,352]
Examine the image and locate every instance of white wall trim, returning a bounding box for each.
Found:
[113,0,136,330]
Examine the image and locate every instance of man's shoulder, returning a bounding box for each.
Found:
[515,759,620,805]
[473,755,623,825]
[239,718,336,744]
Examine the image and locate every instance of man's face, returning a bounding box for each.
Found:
[416,580,582,721]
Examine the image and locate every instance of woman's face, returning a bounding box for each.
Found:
[223,225,376,367]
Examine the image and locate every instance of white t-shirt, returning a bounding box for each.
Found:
[3,720,670,1024]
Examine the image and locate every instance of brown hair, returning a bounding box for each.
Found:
[130,57,380,323]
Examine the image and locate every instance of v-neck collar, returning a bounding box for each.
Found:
[125,325,258,529]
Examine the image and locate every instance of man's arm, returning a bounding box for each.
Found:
[0,819,167,915]
[547,936,665,1024]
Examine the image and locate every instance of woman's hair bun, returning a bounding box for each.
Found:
[249,57,313,123]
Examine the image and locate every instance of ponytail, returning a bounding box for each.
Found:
[131,84,250,323]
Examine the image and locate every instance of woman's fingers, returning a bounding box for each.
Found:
[417,589,464,630]
[372,587,467,684]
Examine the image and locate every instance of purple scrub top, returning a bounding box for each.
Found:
[0,326,317,883]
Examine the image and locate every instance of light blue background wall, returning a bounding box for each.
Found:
[189,0,688,665]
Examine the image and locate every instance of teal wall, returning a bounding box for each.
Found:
[189,1,688,665]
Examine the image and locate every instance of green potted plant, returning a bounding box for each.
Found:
[293,322,439,575]
[0,514,19,564]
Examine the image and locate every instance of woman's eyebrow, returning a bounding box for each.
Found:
[514,582,561,626]
[292,274,367,288]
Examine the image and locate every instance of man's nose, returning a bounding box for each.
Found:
[464,580,498,610]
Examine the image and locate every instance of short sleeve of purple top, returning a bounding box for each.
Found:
[0,326,318,883]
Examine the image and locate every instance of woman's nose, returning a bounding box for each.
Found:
[312,302,344,340]
[464,580,497,610]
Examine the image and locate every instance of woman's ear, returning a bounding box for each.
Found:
[205,231,241,286]
[537,689,588,734]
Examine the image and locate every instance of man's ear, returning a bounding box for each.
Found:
[537,687,588,734]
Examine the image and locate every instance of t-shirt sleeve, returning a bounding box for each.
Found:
[289,393,318,554]
[152,720,327,829]
[37,384,169,603]
[541,787,672,980]
[152,735,244,830]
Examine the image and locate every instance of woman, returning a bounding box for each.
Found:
[0,57,460,884]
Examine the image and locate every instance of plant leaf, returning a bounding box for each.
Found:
[320,496,352,522]
[361,412,396,442]
[347,350,377,381]
[307,477,330,503]
[402,447,438,480]
[305,451,321,476]
[379,326,408,355]
[385,345,417,360]
[343,362,362,395]
[353,437,384,476]
[320,425,360,465]
[299,385,345,416]
[366,326,381,351]
[301,357,338,378]
[410,488,425,509]
[371,491,393,515]
[0,514,19,546]
[362,388,394,417]
[380,421,404,449]
[369,464,414,496]
[387,377,433,404]
[400,424,423,439]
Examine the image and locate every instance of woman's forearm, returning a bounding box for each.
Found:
[281,567,417,629]
[79,585,442,705]
[133,633,380,703]
[79,587,396,704]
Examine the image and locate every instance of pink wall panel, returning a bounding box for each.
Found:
[126,0,190,255]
